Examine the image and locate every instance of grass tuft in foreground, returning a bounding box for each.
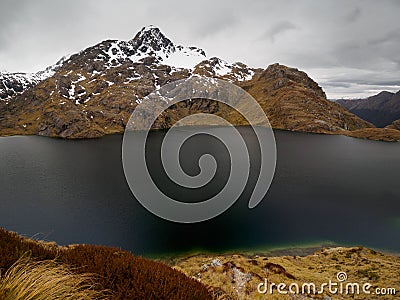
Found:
[0,255,107,300]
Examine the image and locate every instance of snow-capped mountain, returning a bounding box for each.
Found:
[0,55,70,101]
[0,72,39,101]
[0,26,208,102]
[2,25,393,141]
[129,25,206,68]
[36,55,72,80]
[70,25,208,73]
[194,57,255,82]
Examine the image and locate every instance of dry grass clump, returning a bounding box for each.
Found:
[0,255,107,300]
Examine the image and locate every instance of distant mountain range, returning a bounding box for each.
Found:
[1,25,399,141]
[336,91,400,128]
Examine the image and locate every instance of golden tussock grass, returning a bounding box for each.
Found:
[0,255,108,300]
[174,247,400,300]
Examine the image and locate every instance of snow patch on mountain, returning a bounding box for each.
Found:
[195,57,255,82]
[163,45,206,69]
[36,55,72,80]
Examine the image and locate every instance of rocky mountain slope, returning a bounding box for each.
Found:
[0,72,42,101]
[337,91,400,127]
[1,25,399,141]
[387,118,400,130]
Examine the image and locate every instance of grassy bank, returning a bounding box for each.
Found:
[173,247,400,299]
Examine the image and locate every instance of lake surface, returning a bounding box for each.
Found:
[0,128,399,256]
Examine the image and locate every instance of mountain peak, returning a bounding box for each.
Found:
[373,91,394,98]
[131,25,174,55]
[141,24,159,31]
[128,25,206,69]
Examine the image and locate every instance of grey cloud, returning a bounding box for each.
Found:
[330,79,400,87]
[343,7,361,23]
[324,82,352,88]
[316,69,400,98]
[327,32,400,71]
[142,0,240,39]
[367,30,400,46]
[0,0,28,49]
[0,0,399,98]
[326,78,400,87]
[193,14,238,39]
[262,21,297,42]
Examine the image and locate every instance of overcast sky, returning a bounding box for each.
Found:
[1,0,399,98]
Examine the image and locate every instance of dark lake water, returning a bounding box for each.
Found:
[0,128,399,256]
